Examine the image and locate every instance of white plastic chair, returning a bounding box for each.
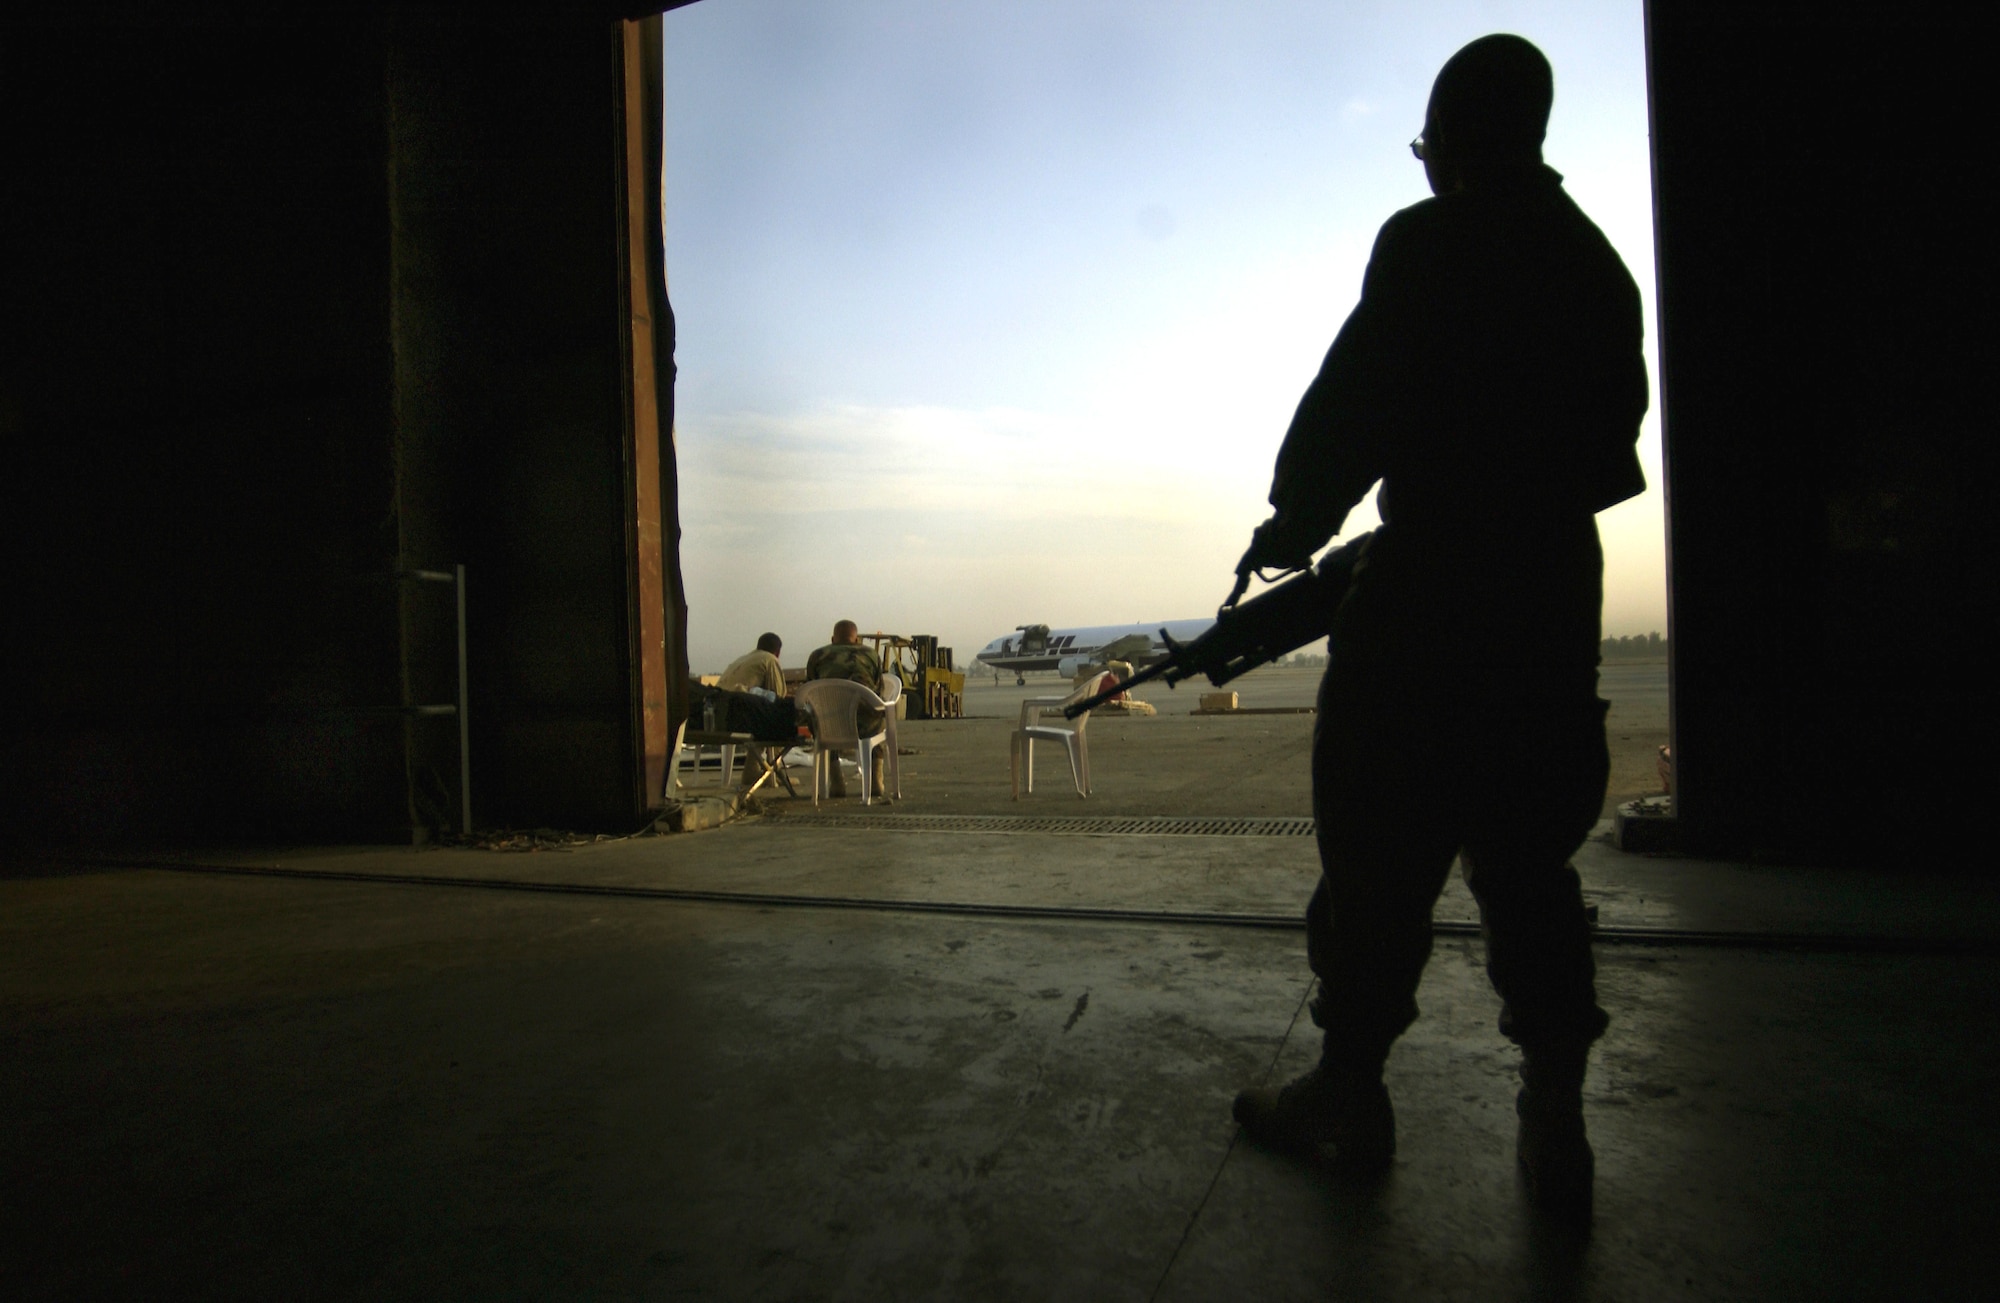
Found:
[1012,672,1110,799]
[877,674,904,800]
[793,678,892,806]
[666,717,754,798]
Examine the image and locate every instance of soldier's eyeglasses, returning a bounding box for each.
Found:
[1409,135,1428,161]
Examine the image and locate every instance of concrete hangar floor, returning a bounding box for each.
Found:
[5,664,1995,1299]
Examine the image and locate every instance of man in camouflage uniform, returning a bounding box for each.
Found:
[804,620,888,800]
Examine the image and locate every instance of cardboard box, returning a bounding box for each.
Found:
[1199,691,1238,712]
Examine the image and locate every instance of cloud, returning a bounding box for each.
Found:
[680,401,1222,527]
[674,399,1276,669]
[673,389,1662,669]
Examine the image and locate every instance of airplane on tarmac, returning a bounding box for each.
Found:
[974,618,1216,685]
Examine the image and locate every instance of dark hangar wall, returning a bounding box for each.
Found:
[4,14,406,842]
[1647,0,1993,864]
[1,6,685,844]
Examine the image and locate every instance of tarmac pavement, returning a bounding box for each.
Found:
[918,661,1668,818]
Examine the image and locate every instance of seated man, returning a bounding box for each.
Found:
[718,632,787,699]
[709,633,799,786]
[804,619,888,800]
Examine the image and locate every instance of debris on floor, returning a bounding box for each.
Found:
[444,827,652,852]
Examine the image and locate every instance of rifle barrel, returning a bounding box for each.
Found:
[1057,532,1371,720]
[1059,636,1182,718]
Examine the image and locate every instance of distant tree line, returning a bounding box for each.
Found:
[1271,635,1664,668]
[1600,632,1667,660]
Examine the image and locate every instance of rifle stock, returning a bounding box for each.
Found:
[1062,532,1371,719]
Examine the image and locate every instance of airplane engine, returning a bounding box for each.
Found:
[1057,655,1087,678]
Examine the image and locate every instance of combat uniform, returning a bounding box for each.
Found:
[805,641,882,691]
[804,641,887,797]
[1260,163,1648,1076]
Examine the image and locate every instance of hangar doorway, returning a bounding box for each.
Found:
[657,1,1669,829]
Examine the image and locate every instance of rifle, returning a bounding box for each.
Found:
[1062,532,1371,719]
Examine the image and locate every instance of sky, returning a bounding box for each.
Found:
[663,0,1666,674]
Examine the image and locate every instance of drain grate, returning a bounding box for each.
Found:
[769,813,1316,837]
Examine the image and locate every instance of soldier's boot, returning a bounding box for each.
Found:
[869,750,890,802]
[1232,1051,1394,1171]
[826,756,849,799]
[1515,1042,1594,1223]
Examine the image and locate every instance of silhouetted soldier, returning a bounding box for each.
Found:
[1229,35,1648,1221]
